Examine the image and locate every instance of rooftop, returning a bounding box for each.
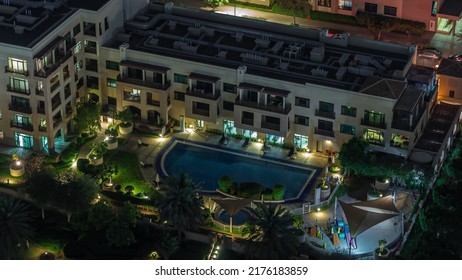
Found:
[67,0,110,11]
[437,58,462,78]
[438,0,462,17]
[105,3,414,93]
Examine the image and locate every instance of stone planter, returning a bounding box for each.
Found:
[89,156,103,166]
[321,185,331,200]
[118,123,133,135]
[367,190,382,201]
[374,249,390,260]
[10,163,25,177]
[105,138,118,150]
[375,178,390,191]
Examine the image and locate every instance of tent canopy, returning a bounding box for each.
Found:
[350,195,399,214]
[212,198,252,217]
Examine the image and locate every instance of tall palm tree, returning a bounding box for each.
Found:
[272,0,312,25]
[0,195,35,259]
[242,203,299,259]
[156,173,204,241]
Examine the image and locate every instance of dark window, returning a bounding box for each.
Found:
[174,73,187,84]
[319,101,334,112]
[107,78,116,88]
[108,97,116,106]
[104,17,109,30]
[295,115,309,126]
[449,90,455,98]
[106,60,119,70]
[364,2,378,13]
[99,23,102,35]
[318,119,333,131]
[265,116,280,124]
[341,105,356,117]
[73,23,80,36]
[431,1,438,16]
[223,83,237,93]
[340,124,356,135]
[174,91,185,101]
[243,111,254,119]
[384,6,397,16]
[295,97,310,108]
[223,101,234,111]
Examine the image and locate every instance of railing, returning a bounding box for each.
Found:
[315,127,335,137]
[241,118,254,126]
[235,97,291,115]
[7,84,30,95]
[84,46,97,54]
[186,87,221,101]
[87,81,99,89]
[34,51,72,78]
[292,182,342,215]
[10,120,33,132]
[117,74,171,90]
[315,109,336,119]
[391,121,414,132]
[9,104,32,114]
[83,27,96,36]
[5,66,29,76]
[123,94,140,102]
[361,118,387,129]
[366,138,385,146]
[261,121,280,131]
[147,99,161,106]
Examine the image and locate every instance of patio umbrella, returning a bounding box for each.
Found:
[155,174,160,186]
[212,198,252,233]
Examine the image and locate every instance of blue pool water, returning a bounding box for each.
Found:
[162,142,313,199]
[218,210,251,225]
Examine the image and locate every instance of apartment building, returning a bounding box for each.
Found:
[0,0,150,154]
[313,0,462,33]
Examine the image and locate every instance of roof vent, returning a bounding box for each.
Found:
[310,47,325,63]
[311,67,328,78]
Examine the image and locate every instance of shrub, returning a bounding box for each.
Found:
[262,188,273,200]
[125,185,135,195]
[81,132,89,139]
[310,10,357,25]
[114,185,122,192]
[272,184,286,200]
[61,143,78,163]
[229,183,238,195]
[75,137,84,146]
[63,240,87,259]
[218,175,233,193]
[77,158,90,173]
[238,182,263,199]
[328,165,340,173]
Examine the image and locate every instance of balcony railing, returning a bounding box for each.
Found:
[84,46,97,54]
[5,66,29,77]
[361,118,387,129]
[192,108,210,117]
[36,88,44,96]
[117,74,171,90]
[315,109,336,119]
[186,87,221,101]
[37,106,46,114]
[34,51,72,78]
[241,118,254,126]
[391,121,414,132]
[52,99,62,111]
[147,99,161,107]
[315,127,335,137]
[123,94,140,102]
[9,104,32,114]
[366,138,385,146]
[7,84,30,95]
[261,121,280,131]
[10,121,33,132]
[235,97,291,115]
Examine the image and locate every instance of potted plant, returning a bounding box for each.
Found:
[375,176,390,191]
[116,108,134,134]
[367,187,382,201]
[293,214,306,243]
[88,142,107,165]
[9,153,25,177]
[374,239,389,259]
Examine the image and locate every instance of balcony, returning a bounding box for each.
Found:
[147,99,161,107]
[235,98,291,115]
[186,87,221,101]
[34,51,72,78]
[366,138,385,146]
[63,71,70,81]
[7,85,30,95]
[117,74,171,90]
[241,118,254,126]
[84,46,97,54]
[64,88,71,100]
[261,121,280,131]
[37,106,46,114]
[66,107,73,117]
[10,121,33,132]
[5,66,29,77]
[52,99,62,111]
[36,88,44,96]
[192,108,209,117]
[39,126,47,132]
[85,63,98,72]
[76,78,84,90]
[9,104,32,114]
[361,118,387,129]
[123,93,140,102]
[50,81,60,93]
[53,117,63,128]
[315,127,335,137]
[315,109,336,119]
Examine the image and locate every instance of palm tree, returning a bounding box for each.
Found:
[271,0,312,25]
[0,195,35,259]
[242,203,299,259]
[155,232,180,260]
[156,173,204,241]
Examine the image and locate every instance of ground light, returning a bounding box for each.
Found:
[15,160,21,166]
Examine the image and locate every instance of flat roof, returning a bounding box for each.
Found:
[67,0,111,12]
[107,3,412,93]
[394,87,422,113]
[437,58,462,78]
[359,77,407,99]
[438,0,462,18]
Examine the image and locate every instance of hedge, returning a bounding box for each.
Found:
[309,10,357,26]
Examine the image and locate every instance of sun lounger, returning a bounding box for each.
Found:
[241,137,250,149]
[138,139,149,147]
[286,147,297,159]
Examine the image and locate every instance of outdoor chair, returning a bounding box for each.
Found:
[138,139,149,147]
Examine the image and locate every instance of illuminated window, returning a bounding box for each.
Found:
[363,129,384,145]
[338,1,352,11]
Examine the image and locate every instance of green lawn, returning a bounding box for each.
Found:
[104,150,147,194]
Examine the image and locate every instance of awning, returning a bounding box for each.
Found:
[212,198,252,217]
[120,60,169,73]
[438,0,462,19]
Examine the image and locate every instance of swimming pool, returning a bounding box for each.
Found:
[161,140,317,201]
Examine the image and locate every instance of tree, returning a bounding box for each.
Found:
[242,203,299,259]
[0,195,35,259]
[118,201,140,227]
[218,175,233,193]
[272,0,312,25]
[356,11,397,40]
[115,108,134,127]
[88,200,114,231]
[55,170,99,222]
[156,173,204,241]
[106,219,136,247]
[203,0,229,11]
[73,100,101,135]
[272,184,286,200]
[26,167,57,219]
[155,232,180,260]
